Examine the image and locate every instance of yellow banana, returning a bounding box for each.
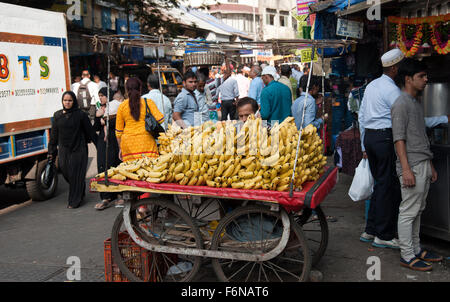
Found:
[278,177,291,186]
[241,156,255,166]
[146,177,161,183]
[111,174,126,181]
[222,164,235,178]
[188,176,198,186]
[270,168,278,180]
[238,171,254,179]
[185,170,194,179]
[231,175,240,182]
[182,161,191,173]
[231,182,245,189]
[244,181,255,190]
[247,162,256,172]
[263,170,272,179]
[279,169,293,180]
[206,180,217,187]
[207,158,219,166]
[231,162,242,176]
[215,162,225,177]
[262,183,271,190]
[118,169,140,180]
[277,184,289,192]
[180,176,189,186]
[174,162,184,173]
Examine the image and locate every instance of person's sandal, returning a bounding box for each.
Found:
[115,199,125,208]
[416,249,443,262]
[400,257,432,271]
[95,199,112,210]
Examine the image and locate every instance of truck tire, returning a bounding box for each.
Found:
[26,159,58,201]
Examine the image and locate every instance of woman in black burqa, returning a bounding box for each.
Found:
[48,91,98,208]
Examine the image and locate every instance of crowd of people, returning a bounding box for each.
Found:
[56,61,318,210]
[51,51,450,273]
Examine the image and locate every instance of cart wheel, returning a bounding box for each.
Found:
[294,205,329,267]
[210,205,311,282]
[173,195,225,223]
[111,197,204,282]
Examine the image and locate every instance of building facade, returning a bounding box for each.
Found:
[185,0,298,40]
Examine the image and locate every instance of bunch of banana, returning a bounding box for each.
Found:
[94,154,174,183]
[98,115,328,192]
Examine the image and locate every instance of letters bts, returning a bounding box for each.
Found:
[0,54,49,82]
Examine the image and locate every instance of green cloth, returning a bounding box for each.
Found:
[260,80,292,123]
[289,77,298,99]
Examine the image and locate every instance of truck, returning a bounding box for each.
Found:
[0,3,71,201]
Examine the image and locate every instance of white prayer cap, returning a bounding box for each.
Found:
[261,66,278,79]
[381,48,405,67]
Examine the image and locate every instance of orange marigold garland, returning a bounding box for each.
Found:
[397,24,423,57]
[430,22,450,55]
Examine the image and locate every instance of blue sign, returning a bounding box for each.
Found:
[116,19,140,36]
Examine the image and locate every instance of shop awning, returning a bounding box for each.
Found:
[312,0,396,16]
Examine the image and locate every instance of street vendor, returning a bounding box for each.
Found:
[237,97,259,123]
[173,71,209,128]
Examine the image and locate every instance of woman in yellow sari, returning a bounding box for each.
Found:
[116,77,164,162]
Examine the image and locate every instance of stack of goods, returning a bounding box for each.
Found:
[96,116,327,191]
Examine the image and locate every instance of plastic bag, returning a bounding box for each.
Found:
[43,158,56,188]
[348,159,374,202]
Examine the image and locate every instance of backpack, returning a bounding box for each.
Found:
[77,80,92,112]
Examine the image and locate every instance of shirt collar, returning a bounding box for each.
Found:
[182,88,195,95]
[401,91,417,102]
[381,74,396,85]
[300,92,314,99]
[266,80,276,87]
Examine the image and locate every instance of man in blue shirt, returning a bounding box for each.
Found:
[173,71,208,128]
[141,74,172,130]
[292,75,326,130]
[259,66,292,124]
[216,71,239,120]
[248,65,264,105]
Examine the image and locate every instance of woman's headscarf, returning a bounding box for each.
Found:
[99,86,120,116]
[61,91,79,113]
[99,87,114,102]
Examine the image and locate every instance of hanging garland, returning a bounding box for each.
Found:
[396,23,423,57]
[430,22,450,55]
[388,14,450,56]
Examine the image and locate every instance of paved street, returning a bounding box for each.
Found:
[1,148,449,282]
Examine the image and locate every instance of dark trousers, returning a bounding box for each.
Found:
[364,129,402,241]
[221,100,236,121]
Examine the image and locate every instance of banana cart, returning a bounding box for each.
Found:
[85,35,353,282]
[90,166,337,282]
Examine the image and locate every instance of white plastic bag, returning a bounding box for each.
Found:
[348,159,374,202]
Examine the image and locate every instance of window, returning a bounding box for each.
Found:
[164,72,175,84]
[279,11,289,27]
[266,8,276,26]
